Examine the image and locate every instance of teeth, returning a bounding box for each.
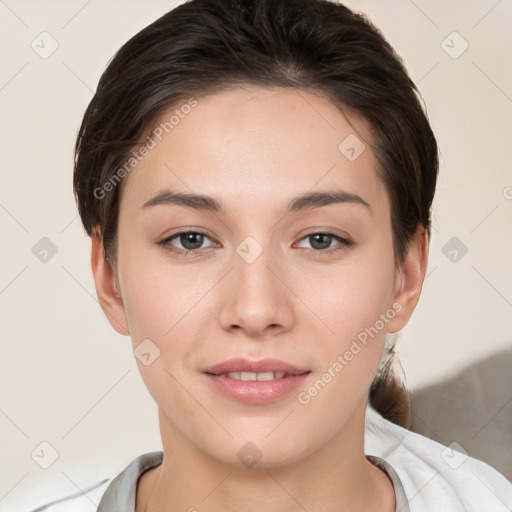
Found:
[219,371,286,380]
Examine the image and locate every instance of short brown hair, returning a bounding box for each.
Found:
[73,0,439,426]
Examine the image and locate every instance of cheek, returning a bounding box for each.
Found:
[293,265,395,432]
[304,253,396,342]
[120,247,207,341]
[120,263,208,417]
[298,240,396,394]
[119,251,215,393]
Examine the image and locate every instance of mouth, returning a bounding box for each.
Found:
[202,358,312,404]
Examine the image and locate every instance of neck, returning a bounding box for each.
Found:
[136,398,395,512]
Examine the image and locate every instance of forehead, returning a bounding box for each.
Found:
[119,86,387,215]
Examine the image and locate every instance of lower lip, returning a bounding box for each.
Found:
[203,372,311,405]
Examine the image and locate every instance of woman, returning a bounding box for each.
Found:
[31,0,512,510]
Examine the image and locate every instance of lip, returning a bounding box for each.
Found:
[203,373,310,405]
[202,358,311,405]
[203,358,310,376]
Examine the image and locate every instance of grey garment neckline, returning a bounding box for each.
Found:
[97,451,410,512]
[97,451,163,511]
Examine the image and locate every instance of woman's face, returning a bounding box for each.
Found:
[96,86,423,467]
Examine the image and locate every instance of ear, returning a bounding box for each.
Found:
[386,225,429,333]
[90,232,130,336]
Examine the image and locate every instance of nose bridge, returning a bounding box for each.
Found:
[219,233,293,334]
[236,235,276,293]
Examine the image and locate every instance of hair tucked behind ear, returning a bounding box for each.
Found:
[369,336,410,428]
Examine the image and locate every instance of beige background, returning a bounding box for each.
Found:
[1,0,511,507]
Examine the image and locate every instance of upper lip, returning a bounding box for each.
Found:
[203,358,310,376]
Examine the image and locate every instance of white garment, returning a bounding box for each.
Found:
[12,402,512,512]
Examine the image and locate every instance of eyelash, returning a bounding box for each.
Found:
[156,230,353,258]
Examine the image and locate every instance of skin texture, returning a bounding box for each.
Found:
[91,86,428,512]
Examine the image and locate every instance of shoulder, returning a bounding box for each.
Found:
[4,452,163,512]
[4,478,112,512]
[365,404,512,511]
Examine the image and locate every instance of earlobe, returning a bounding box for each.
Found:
[90,233,130,336]
[386,225,429,334]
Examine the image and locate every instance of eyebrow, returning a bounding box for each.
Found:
[140,188,371,214]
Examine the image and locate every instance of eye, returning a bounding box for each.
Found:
[295,232,352,255]
[157,230,216,256]
[157,230,352,258]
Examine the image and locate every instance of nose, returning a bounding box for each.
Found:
[218,240,295,338]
